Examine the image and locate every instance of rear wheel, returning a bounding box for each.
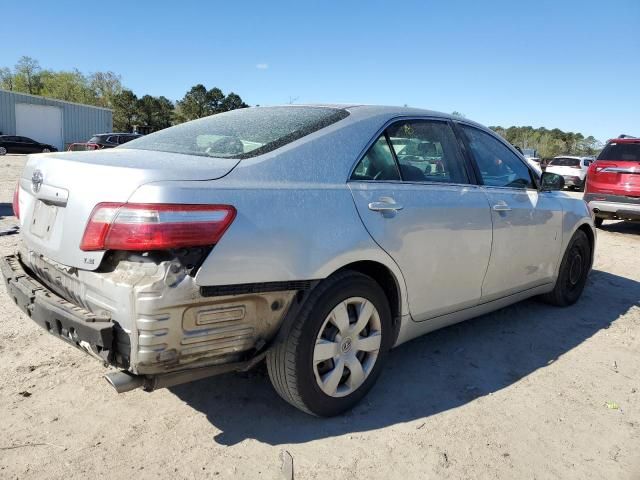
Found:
[541,230,591,306]
[0,146,6,155]
[267,271,392,416]
[579,177,586,191]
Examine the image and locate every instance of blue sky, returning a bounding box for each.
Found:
[1,0,638,142]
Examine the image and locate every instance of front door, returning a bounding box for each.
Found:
[458,124,563,300]
[349,119,493,321]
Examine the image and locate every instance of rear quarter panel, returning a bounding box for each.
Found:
[127,179,410,315]
[557,193,596,272]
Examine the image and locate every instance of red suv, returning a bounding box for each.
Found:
[584,136,640,227]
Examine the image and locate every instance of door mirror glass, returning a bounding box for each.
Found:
[540,172,565,191]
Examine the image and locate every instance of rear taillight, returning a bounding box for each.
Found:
[80,203,236,251]
[12,183,19,219]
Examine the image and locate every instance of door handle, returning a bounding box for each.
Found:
[368,197,404,212]
[492,202,512,212]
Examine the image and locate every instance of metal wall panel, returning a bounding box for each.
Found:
[0,89,113,148]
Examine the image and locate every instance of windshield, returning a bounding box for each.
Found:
[122,106,349,159]
[598,142,640,162]
[550,157,580,167]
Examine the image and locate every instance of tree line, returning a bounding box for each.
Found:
[0,56,249,132]
[490,126,602,158]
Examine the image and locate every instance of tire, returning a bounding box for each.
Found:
[594,217,604,228]
[42,148,50,153]
[267,271,393,416]
[0,146,6,155]
[579,178,586,191]
[541,230,591,307]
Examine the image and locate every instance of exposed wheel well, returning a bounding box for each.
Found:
[334,261,402,341]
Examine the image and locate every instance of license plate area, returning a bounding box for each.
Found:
[30,200,58,240]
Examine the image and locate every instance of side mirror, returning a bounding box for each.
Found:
[539,172,565,191]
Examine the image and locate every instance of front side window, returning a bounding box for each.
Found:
[461,125,533,189]
[351,134,400,181]
[386,120,469,184]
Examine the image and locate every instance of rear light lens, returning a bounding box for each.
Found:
[12,183,20,219]
[80,203,236,251]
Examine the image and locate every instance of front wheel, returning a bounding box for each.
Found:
[267,271,392,416]
[42,148,51,153]
[0,146,7,155]
[541,230,591,306]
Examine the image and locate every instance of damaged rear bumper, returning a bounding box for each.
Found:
[1,254,116,363]
[2,250,307,392]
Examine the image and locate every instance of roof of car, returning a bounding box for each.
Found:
[607,137,640,144]
[261,104,455,119]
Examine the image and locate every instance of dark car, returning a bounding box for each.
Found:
[0,135,58,155]
[88,133,142,149]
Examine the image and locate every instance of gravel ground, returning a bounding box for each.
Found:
[0,154,638,479]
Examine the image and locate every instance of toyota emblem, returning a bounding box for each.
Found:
[31,170,43,193]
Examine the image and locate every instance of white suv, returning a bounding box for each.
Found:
[545,156,593,191]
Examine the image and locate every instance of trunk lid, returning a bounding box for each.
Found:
[588,160,640,194]
[17,149,240,270]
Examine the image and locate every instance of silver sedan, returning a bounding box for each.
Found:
[3,105,595,416]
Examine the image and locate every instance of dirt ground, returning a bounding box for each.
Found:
[0,154,638,480]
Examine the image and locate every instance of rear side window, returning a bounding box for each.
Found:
[598,142,640,161]
[351,135,400,181]
[351,120,469,184]
[387,120,469,184]
[550,157,580,167]
[123,106,349,159]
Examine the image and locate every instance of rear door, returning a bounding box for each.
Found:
[13,137,30,154]
[349,118,493,321]
[19,137,40,154]
[458,124,563,300]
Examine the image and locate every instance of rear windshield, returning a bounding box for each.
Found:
[88,136,102,143]
[549,157,580,167]
[122,106,349,159]
[598,142,640,162]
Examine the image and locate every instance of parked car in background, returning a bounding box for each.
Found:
[545,156,593,190]
[584,136,640,227]
[521,148,543,172]
[67,143,101,152]
[525,156,543,173]
[3,105,595,416]
[0,135,58,155]
[88,133,142,149]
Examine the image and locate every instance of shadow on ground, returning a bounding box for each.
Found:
[600,220,640,235]
[171,269,640,446]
